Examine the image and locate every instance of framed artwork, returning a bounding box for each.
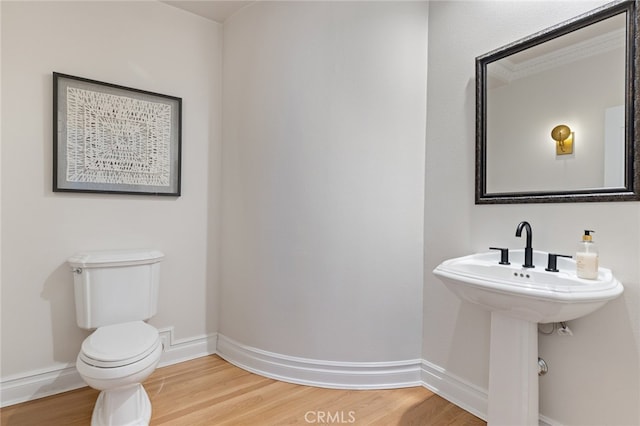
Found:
[53,72,182,196]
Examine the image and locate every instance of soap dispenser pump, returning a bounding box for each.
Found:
[576,230,598,279]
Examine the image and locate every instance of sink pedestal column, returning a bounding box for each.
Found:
[488,312,539,426]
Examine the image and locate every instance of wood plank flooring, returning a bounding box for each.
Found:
[0,355,485,425]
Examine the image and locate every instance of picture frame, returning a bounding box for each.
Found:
[53,72,182,196]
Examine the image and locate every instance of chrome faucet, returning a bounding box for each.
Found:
[515,221,534,268]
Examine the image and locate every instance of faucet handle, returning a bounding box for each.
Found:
[489,247,510,265]
[545,253,572,272]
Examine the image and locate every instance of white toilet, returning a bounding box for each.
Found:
[68,249,164,426]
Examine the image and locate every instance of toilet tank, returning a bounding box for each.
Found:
[68,249,164,329]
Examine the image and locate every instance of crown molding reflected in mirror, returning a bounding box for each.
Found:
[476,0,639,204]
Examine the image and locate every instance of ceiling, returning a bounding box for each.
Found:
[162,1,253,23]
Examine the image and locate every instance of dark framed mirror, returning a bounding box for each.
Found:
[476,0,639,204]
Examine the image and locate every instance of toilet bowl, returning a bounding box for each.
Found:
[76,321,162,426]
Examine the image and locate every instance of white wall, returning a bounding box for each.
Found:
[425,1,640,425]
[220,1,427,363]
[1,0,222,381]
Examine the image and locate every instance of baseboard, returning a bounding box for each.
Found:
[216,334,422,389]
[539,414,562,426]
[157,328,217,368]
[0,364,86,409]
[0,329,217,407]
[420,359,489,421]
[0,331,563,426]
[420,359,562,425]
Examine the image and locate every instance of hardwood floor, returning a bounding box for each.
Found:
[0,355,485,425]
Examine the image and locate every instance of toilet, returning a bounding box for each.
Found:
[68,249,164,426]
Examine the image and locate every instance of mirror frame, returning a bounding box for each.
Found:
[476,0,640,204]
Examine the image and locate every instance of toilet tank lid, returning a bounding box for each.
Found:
[68,249,164,268]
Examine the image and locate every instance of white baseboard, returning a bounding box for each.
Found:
[157,328,217,368]
[420,359,561,426]
[0,331,562,426]
[539,414,562,426]
[420,359,488,422]
[216,334,422,389]
[0,328,217,408]
[0,364,86,409]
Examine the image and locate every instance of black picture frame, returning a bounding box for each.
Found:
[53,72,182,196]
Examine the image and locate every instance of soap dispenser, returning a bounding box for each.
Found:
[576,230,598,279]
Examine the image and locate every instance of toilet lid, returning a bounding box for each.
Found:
[80,321,160,368]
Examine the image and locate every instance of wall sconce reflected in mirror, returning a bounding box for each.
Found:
[551,124,574,155]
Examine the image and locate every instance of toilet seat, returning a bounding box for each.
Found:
[80,321,160,368]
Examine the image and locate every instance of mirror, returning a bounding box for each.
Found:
[476,0,639,203]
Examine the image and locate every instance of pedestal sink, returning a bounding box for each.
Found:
[433,249,623,426]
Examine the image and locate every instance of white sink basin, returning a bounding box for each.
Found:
[435,248,624,425]
[433,249,623,323]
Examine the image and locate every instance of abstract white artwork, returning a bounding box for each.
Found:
[53,72,182,196]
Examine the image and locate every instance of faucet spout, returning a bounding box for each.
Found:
[515,221,534,268]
